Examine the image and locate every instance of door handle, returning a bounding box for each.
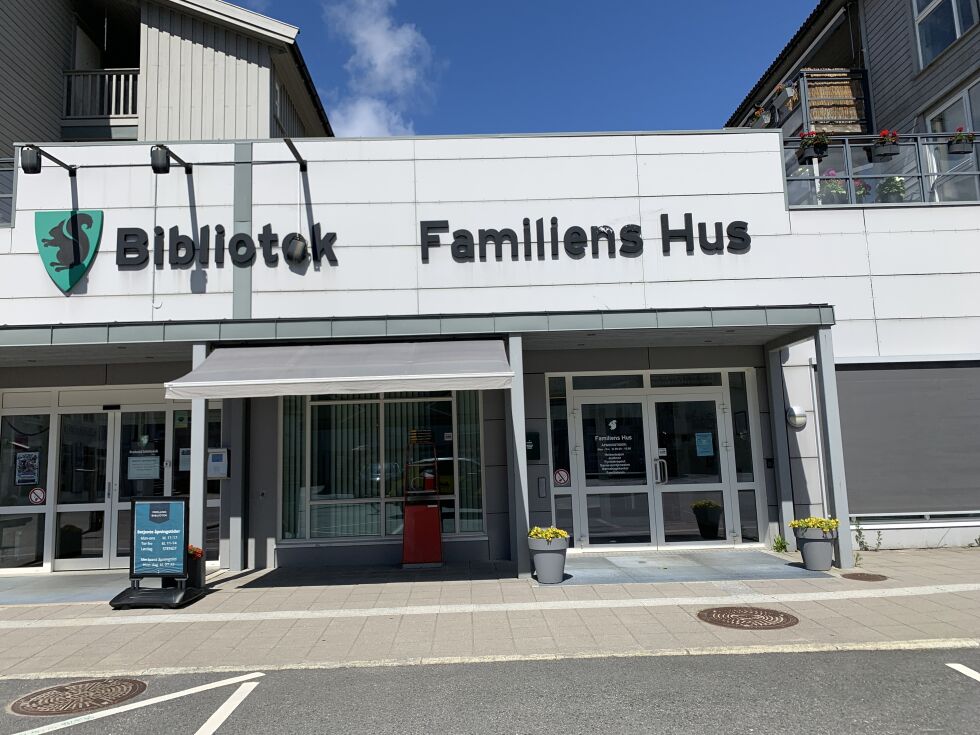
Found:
[656,459,669,484]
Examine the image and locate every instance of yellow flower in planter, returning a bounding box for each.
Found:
[528,526,570,541]
[789,517,840,533]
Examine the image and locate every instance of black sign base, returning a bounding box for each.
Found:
[109,585,205,610]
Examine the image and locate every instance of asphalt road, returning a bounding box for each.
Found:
[1,649,978,734]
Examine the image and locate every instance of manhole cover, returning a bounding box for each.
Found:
[696,606,799,630]
[842,572,888,582]
[10,678,146,716]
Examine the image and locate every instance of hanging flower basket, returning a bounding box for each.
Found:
[797,130,830,165]
[948,127,975,155]
[873,129,900,159]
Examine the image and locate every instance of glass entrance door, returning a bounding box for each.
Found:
[110,411,166,566]
[54,410,167,570]
[54,412,113,570]
[572,398,654,546]
[650,394,735,545]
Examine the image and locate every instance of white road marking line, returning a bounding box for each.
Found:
[947,663,980,683]
[193,681,259,735]
[1,638,977,682]
[1,582,980,630]
[9,672,264,735]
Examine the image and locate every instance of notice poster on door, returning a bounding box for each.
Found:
[132,499,186,577]
[127,449,160,480]
[584,409,646,486]
[178,447,191,472]
[14,452,39,485]
[695,432,714,457]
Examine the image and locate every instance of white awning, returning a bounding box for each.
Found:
[164,340,513,399]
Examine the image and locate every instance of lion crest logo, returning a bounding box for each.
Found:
[34,210,103,294]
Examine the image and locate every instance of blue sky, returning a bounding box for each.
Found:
[241,0,816,137]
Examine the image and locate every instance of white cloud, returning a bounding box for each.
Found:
[323,0,435,137]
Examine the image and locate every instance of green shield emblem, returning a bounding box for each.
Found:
[34,210,103,294]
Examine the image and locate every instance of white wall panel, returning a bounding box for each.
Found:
[418,283,647,315]
[151,292,233,322]
[871,274,980,318]
[830,319,880,358]
[634,132,779,155]
[636,152,783,197]
[252,203,417,249]
[252,139,415,163]
[867,230,980,275]
[789,208,868,235]
[251,245,418,293]
[252,289,420,320]
[643,276,876,320]
[414,135,636,160]
[876,317,980,355]
[415,156,639,203]
[862,205,980,233]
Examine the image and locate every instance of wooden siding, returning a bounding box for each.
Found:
[271,72,306,138]
[139,1,272,141]
[864,0,980,131]
[0,0,74,158]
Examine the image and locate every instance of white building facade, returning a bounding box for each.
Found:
[0,129,978,575]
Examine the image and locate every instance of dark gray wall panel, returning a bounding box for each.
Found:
[838,364,980,513]
[248,396,279,568]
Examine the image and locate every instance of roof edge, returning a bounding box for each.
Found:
[161,0,299,44]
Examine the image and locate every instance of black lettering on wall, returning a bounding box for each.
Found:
[698,222,725,253]
[312,224,338,265]
[451,229,475,262]
[116,228,149,269]
[479,228,519,261]
[550,217,559,259]
[259,224,279,266]
[619,224,643,257]
[726,221,751,253]
[661,213,694,255]
[168,226,196,268]
[563,226,587,259]
[153,226,165,268]
[198,225,210,266]
[228,233,255,266]
[214,225,225,266]
[591,225,616,258]
[419,220,448,263]
[522,218,533,260]
[535,218,546,260]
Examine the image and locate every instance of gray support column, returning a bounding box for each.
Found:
[189,343,209,548]
[814,327,854,568]
[766,348,797,551]
[505,335,531,576]
[232,143,252,319]
[219,398,248,571]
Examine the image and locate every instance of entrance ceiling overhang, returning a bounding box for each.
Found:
[164,340,514,399]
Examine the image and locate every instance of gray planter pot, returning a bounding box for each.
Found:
[529,537,568,584]
[947,140,973,156]
[692,506,722,540]
[794,527,837,571]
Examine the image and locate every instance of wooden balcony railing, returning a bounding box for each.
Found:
[63,69,139,119]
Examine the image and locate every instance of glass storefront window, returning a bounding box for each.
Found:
[0,513,44,568]
[572,375,643,390]
[283,392,485,540]
[554,494,575,547]
[312,402,380,501]
[655,401,721,484]
[548,378,571,488]
[738,489,760,542]
[587,493,651,544]
[1,415,50,507]
[728,372,755,482]
[281,396,307,539]
[649,373,722,388]
[56,510,104,558]
[172,408,223,499]
[581,402,647,487]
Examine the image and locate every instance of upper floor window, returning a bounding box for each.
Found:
[914,0,978,68]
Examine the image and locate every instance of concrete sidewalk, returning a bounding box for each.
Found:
[0,548,977,679]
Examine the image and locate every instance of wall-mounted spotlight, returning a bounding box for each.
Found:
[786,405,807,430]
[284,138,308,172]
[20,145,77,177]
[150,145,193,175]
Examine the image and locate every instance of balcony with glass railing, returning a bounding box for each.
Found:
[784,134,980,207]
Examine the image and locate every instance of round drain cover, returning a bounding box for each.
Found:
[842,572,888,582]
[697,606,799,630]
[11,678,146,716]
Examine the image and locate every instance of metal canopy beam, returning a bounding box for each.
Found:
[0,305,836,349]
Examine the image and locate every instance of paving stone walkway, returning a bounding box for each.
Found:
[0,548,977,678]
